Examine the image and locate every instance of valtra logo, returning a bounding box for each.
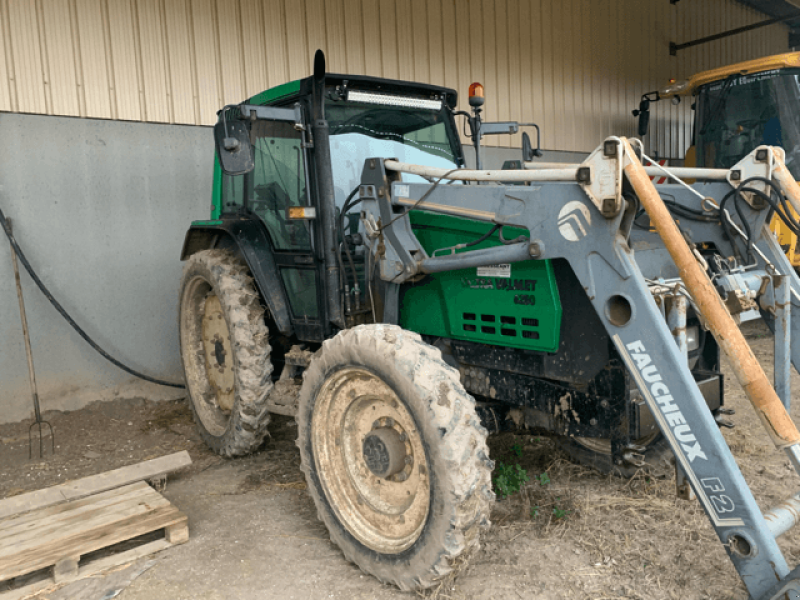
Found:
[557,201,591,242]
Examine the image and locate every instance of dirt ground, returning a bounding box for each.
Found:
[2,320,800,599]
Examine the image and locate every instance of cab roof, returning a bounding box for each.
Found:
[245,73,459,109]
[670,51,800,96]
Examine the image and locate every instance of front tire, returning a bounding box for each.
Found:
[178,249,273,457]
[297,324,494,591]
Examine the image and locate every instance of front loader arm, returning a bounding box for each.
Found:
[358,141,800,599]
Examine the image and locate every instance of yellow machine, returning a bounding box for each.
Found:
[647,52,800,265]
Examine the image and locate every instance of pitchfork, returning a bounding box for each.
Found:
[5,218,54,459]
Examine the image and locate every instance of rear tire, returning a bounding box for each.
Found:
[297,324,494,591]
[178,249,273,457]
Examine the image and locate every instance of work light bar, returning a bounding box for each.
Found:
[347,90,442,111]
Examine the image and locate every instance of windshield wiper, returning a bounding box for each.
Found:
[700,74,737,135]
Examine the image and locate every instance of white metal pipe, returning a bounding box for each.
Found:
[644,166,729,181]
[764,490,800,538]
[520,161,577,169]
[384,159,577,182]
[523,161,729,181]
[385,159,729,184]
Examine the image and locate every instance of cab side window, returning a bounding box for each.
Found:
[249,120,310,251]
[220,170,244,214]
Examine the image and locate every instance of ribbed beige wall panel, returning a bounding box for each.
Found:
[190,0,221,125]
[538,0,555,149]
[377,0,397,80]
[164,0,198,125]
[106,0,142,121]
[322,0,345,74]
[427,1,443,88]
[304,0,328,73]
[136,0,170,122]
[453,0,471,121]
[0,0,793,155]
[482,0,499,145]
[75,0,112,119]
[395,0,413,82]
[239,0,268,104]
[39,0,79,117]
[0,2,11,112]
[262,0,288,91]
[7,0,45,114]
[284,0,309,81]
[342,0,364,75]
[361,0,382,77]
[494,0,509,132]
[216,0,246,106]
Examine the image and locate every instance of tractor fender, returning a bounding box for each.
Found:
[180,220,293,336]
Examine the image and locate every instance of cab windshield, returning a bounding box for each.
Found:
[695,68,800,179]
[326,95,463,208]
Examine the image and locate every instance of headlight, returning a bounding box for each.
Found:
[346,90,443,111]
[659,79,690,97]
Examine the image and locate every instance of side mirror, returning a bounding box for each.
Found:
[634,98,650,137]
[214,116,253,176]
[520,126,544,162]
[522,132,535,162]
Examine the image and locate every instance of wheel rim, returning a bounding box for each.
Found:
[201,295,235,413]
[312,367,430,554]
[181,276,233,437]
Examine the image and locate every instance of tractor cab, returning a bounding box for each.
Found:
[639,51,800,178]
[694,66,800,177]
[188,68,465,344]
[211,73,464,218]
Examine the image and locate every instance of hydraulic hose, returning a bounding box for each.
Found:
[0,207,185,389]
[622,138,800,449]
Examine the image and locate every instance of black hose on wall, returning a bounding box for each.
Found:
[0,206,185,389]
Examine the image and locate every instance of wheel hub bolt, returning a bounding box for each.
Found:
[363,427,406,478]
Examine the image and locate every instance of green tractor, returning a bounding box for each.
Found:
[178,52,723,589]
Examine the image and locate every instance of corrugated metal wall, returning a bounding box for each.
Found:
[0,0,789,157]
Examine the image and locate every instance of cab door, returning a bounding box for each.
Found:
[245,115,323,341]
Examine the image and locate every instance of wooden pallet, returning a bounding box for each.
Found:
[0,454,190,599]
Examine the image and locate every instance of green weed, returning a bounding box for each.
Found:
[535,472,550,486]
[493,462,529,498]
[553,497,571,520]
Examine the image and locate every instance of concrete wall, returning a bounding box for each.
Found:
[0,113,210,423]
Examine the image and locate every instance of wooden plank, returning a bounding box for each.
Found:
[0,503,185,582]
[0,481,154,537]
[0,485,169,560]
[0,452,191,520]
[0,537,175,600]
